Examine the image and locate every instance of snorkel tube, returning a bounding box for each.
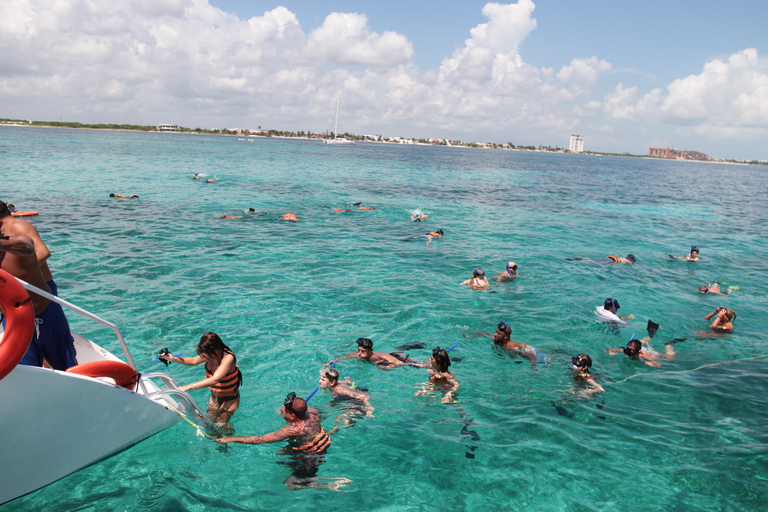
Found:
[306,361,336,402]
[611,297,617,314]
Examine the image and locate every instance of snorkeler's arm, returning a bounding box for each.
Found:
[639,353,662,368]
[586,378,604,393]
[606,348,620,356]
[176,355,237,391]
[217,428,290,445]
[12,221,51,265]
[164,353,207,366]
[329,352,358,364]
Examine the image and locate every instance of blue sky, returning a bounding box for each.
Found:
[2,0,767,159]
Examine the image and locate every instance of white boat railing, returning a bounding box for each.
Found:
[14,278,216,429]
[16,278,148,392]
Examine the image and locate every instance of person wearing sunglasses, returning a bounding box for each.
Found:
[217,392,350,490]
[494,261,518,283]
[488,322,550,367]
[319,369,374,433]
[570,354,604,394]
[328,337,416,369]
[461,267,490,289]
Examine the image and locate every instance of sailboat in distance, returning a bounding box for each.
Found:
[324,99,355,145]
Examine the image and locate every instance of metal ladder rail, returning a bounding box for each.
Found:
[15,278,148,395]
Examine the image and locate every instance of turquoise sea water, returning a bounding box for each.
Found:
[2,126,767,511]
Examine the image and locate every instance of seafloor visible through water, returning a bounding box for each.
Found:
[2,126,767,511]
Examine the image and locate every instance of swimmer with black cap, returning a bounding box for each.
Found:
[570,354,604,394]
[328,338,409,369]
[670,245,699,262]
[461,267,490,289]
[599,297,635,322]
[109,193,139,198]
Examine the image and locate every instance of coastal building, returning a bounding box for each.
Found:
[649,147,709,161]
[158,124,179,132]
[569,134,584,153]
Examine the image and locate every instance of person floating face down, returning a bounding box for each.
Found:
[570,353,604,394]
[607,254,636,264]
[461,267,490,289]
[329,337,414,370]
[698,281,730,295]
[608,335,677,368]
[319,368,374,433]
[704,307,736,331]
[216,393,350,491]
[494,261,518,283]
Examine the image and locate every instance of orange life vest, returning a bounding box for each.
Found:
[205,365,242,393]
[291,427,331,453]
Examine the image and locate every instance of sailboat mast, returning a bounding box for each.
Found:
[334,100,339,140]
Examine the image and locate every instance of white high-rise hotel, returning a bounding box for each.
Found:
[569,134,584,153]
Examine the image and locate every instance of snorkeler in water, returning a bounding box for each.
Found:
[328,338,419,370]
[403,228,443,246]
[352,202,375,210]
[415,346,459,404]
[494,261,518,283]
[566,254,636,264]
[704,307,736,331]
[698,281,731,295]
[670,245,699,262]
[319,368,374,433]
[570,354,604,394]
[410,213,428,222]
[485,322,550,367]
[461,268,490,289]
[109,193,139,198]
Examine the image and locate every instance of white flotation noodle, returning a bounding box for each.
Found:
[595,306,627,325]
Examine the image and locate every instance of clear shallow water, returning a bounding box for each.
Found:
[2,126,768,511]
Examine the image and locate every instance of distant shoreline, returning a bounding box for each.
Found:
[1,121,764,165]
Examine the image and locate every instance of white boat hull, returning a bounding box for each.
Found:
[0,364,181,505]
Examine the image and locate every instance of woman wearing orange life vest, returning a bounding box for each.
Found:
[160,332,242,423]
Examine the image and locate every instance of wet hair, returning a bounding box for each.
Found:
[325,368,339,382]
[626,254,636,263]
[431,346,451,372]
[627,340,641,351]
[196,332,234,359]
[0,200,10,217]
[473,268,485,278]
[691,246,699,254]
[436,229,444,235]
[289,396,308,417]
[357,337,373,350]
[109,193,116,197]
[724,309,737,322]
[604,298,620,310]
[496,322,512,336]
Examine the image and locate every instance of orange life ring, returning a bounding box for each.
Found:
[11,212,39,217]
[0,269,36,381]
[66,360,140,390]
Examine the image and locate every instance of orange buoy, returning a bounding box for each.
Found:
[0,269,35,381]
[10,212,39,217]
[66,360,140,390]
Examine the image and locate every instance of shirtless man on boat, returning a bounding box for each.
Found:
[217,393,350,491]
[0,233,77,370]
[329,337,420,370]
[0,200,58,294]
